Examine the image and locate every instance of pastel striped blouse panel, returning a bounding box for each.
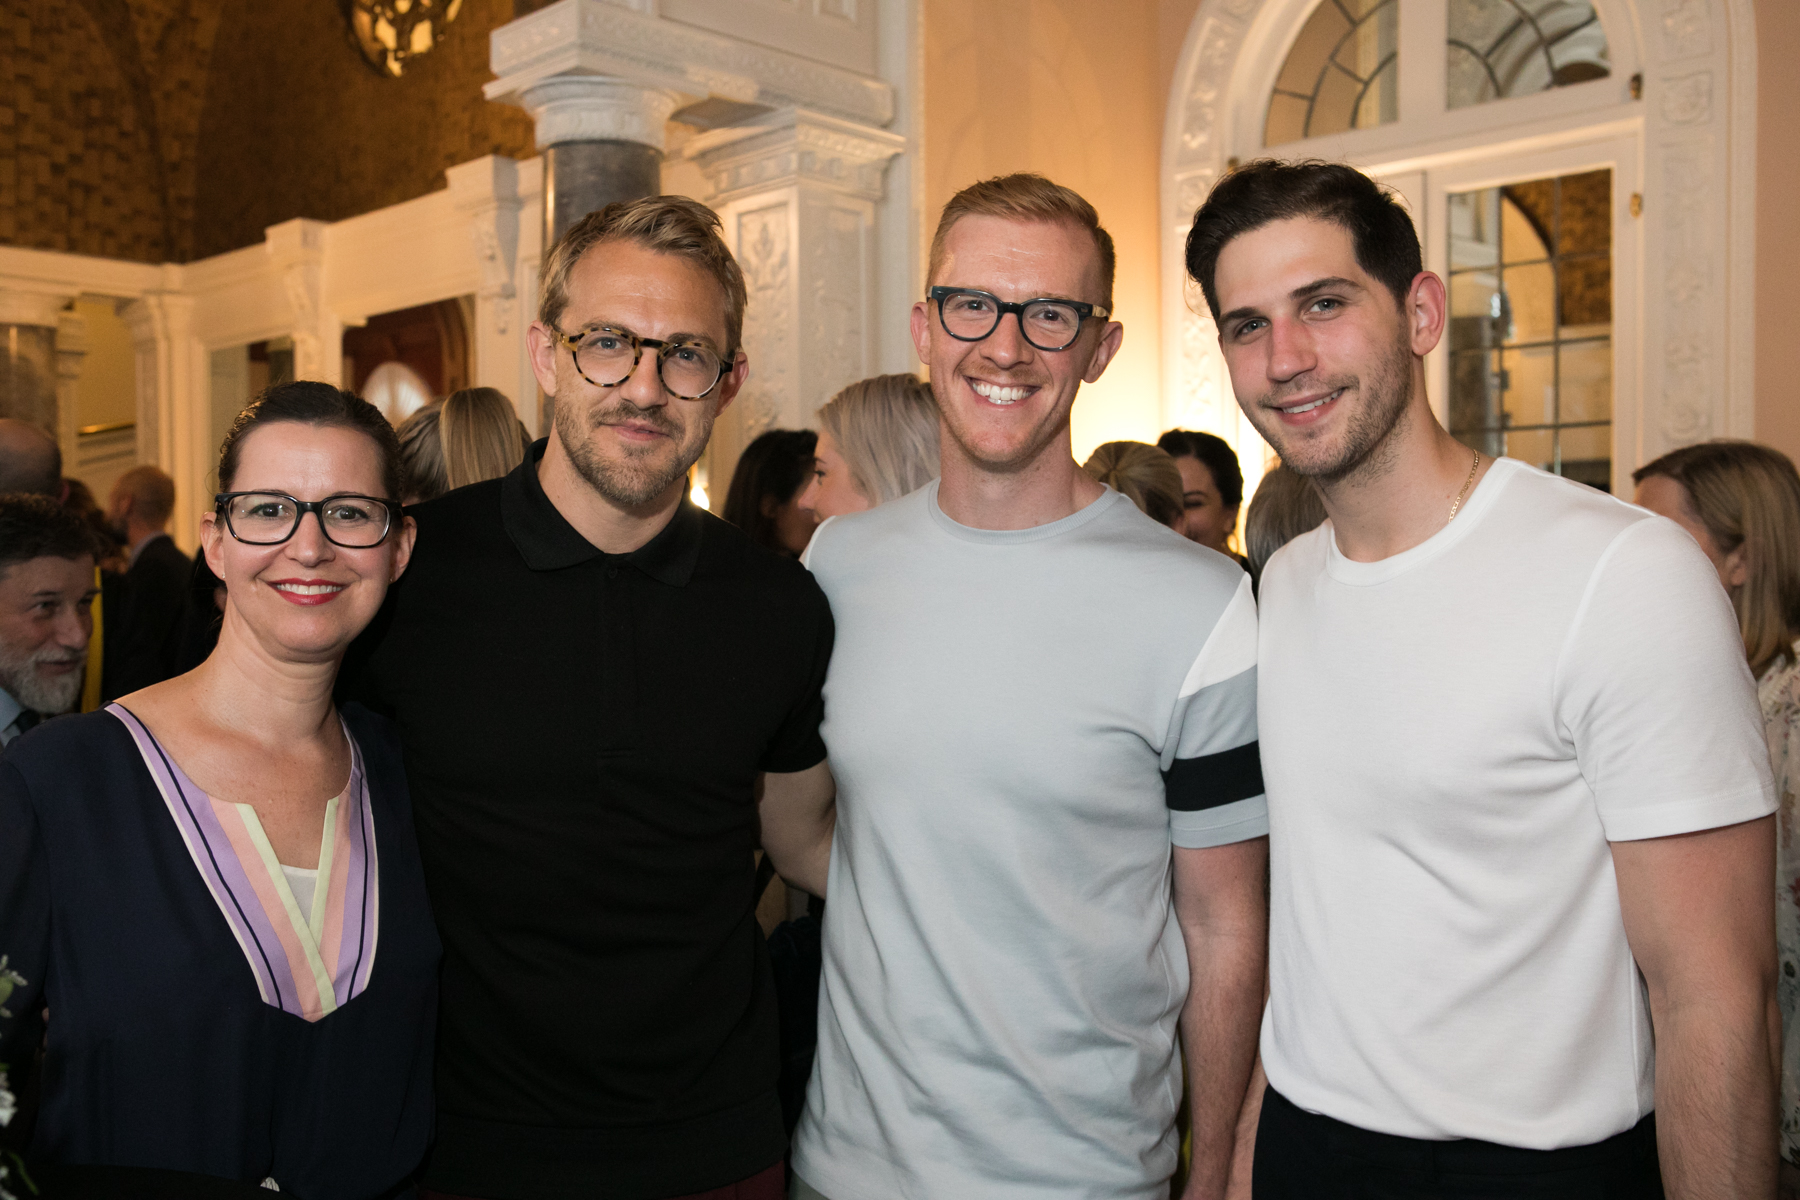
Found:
[107,703,381,1022]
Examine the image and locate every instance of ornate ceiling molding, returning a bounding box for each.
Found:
[486,0,895,129]
[684,107,905,205]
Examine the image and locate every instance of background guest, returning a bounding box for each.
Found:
[61,478,126,572]
[1081,440,1184,529]
[0,419,63,499]
[0,495,97,744]
[1244,463,1327,594]
[396,403,447,506]
[0,381,437,1196]
[441,387,527,492]
[1634,440,1800,1196]
[1158,428,1245,562]
[724,428,819,557]
[101,465,192,700]
[798,373,940,521]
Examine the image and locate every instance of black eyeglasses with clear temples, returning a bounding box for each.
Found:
[214,492,399,548]
[552,325,729,400]
[927,286,1109,352]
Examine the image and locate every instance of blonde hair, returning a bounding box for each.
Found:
[1245,465,1327,588]
[539,195,747,355]
[1082,442,1183,529]
[394,404,446,505]
[1634,440,1800,678]
[441,388,526,491]
[817,374,941,506]
[928,174,1117,310]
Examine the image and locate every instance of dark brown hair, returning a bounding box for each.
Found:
[1185,159,1422,319]
[723,429,818,553]
[218,381,404,500]
[1158,429,1245,508]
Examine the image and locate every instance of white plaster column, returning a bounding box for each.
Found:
[685,108,905,499]
[122,293,206,551]
[0,281,77,453]
[447,155,534,429]
[265,219,340,387]
[53,310,88,477]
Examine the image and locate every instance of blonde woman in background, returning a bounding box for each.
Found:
[1081,441,1184,529]
[441,387,527,491]
[1633,440,1800,1197]
[798,373,940,520]
[394,389,527,506]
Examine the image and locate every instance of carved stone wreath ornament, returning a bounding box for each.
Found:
[346,0,464,77]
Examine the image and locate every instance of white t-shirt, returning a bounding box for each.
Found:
[1258,457,1775,1149]
[793,483,1267,1200]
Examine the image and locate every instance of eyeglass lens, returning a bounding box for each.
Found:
[573,330,723,398]
[937,291,1086,351]
[226,493,392,548]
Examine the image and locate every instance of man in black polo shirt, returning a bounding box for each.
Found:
[344,196,835,1200]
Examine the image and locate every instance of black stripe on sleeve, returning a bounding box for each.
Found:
[1163,741,1264,812]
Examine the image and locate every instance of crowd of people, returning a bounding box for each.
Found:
[0,161,1793,1200]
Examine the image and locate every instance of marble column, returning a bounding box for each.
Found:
[0,284,76,449]
[504,75,678,252]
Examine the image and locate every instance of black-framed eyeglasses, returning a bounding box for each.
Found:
[553,325,729,400]
[214,492,399,548]
[928,286,1109,352]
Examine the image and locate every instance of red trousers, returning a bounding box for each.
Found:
[419,1159,786,1200]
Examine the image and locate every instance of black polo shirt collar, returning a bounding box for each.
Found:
[501,439,703,586]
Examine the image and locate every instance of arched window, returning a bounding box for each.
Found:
[362,361,434,424]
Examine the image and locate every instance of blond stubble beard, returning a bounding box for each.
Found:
[553,393,713,509]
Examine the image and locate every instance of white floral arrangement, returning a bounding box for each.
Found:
[0,954,34,1200]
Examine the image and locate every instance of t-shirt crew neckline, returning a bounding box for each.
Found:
[925,478,1126,544]
[1324,455,1523,588]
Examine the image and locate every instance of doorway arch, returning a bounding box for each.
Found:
[1161,0,1756,496]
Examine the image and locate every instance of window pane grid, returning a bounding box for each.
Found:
[1447,169,1613,490]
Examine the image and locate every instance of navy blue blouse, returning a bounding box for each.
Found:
[0,703,440,1199]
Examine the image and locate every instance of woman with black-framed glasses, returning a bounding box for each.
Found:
[0,381,441,1198]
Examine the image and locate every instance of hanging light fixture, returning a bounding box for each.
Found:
[347,0,464,77]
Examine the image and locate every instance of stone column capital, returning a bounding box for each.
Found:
[685,107,906,206]
[0,280,77,328]
[510,75,681,153]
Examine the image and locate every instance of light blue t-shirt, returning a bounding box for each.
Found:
[793,482,1266,1200]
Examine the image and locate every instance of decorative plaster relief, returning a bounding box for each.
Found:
[1661,0,1714,60]
[448,157,524,339]
[265,220,329,383]
[1659,71,1712,125]
[804,198,867,409]
[487,0,895,128]
[735,202,794,437]
[684,108,905,205]
[1658,137,1716,444]
[1171,5,1263,170]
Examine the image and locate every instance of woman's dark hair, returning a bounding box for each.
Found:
[1157,429,1245,508]
[1185,159,1422,320]
[723,429,818,551]
[218,381,404,500]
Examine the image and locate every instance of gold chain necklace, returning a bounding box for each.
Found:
[1447,448,1481,522]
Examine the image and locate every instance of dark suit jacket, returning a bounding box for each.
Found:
[100,534,192,701]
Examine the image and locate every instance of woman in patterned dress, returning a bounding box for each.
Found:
[0,381,438,1197]
[1636,440,1800,1196]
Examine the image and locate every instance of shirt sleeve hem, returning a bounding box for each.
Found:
[1171,796,1269,848]
[1601,787,1776,842]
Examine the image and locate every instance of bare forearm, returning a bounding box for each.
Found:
[1652,995,1777,1199]
[758,762,837,898]
[1179,935,1265,1200]
[1223,1056,1266,1200]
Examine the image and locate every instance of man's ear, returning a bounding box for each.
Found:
[1081,321,1126,385]
[527,321,561,398]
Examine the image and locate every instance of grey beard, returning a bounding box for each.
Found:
[554,395,706,509]
[0,640,84,715]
